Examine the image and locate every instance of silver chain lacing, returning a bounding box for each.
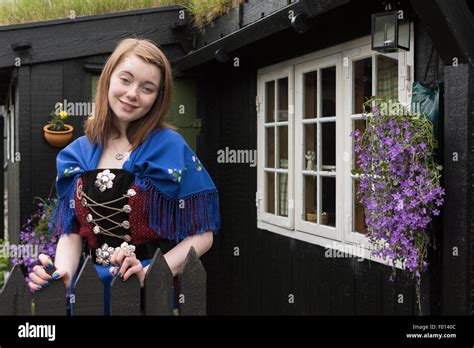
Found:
[77,180,137,243]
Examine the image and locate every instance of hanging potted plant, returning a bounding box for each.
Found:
[43,106,74,148]
[351,98,444,314]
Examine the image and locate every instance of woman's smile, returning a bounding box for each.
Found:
[119,99,139,113]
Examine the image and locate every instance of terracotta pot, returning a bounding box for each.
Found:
[43,124,74,148]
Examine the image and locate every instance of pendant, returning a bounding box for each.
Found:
[115,153,124,160]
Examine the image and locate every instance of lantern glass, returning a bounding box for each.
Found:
[398,19,410,51]
[373,12,397,52]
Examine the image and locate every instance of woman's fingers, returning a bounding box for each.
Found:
[122,264,143,282]
[38,254,55,270]
[51,269,67,280]
[117,256,135,278]
[26,255,60,292]
[110,248,126,267]
[32,265,53,282]
[28,272,50,287]
[28,281,43,292]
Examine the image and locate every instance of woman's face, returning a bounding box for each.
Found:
[108,54,161,128]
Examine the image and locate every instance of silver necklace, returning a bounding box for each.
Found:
[111,139,130,161]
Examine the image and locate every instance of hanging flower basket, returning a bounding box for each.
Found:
[351,98,444,314]
[43,124,74,148]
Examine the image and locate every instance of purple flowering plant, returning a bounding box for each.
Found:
[351,98,444,311]
[10,197,58,290]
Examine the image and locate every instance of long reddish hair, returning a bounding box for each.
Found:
[84,38,175,151]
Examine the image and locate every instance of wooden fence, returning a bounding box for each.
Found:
[0,247,206,315]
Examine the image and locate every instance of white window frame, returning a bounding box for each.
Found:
[256,66,294,230]
[256,31,414,267]
[294,53,343,241]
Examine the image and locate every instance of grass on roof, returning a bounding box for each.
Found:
[0,0,244,29]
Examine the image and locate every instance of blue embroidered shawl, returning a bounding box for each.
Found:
[49,128,220,242]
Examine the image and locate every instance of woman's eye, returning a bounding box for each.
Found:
[142,87,153,93]
[120,78,130,84]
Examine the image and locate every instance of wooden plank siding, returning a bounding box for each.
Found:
[0,6,189,69]
[16,66,31,245]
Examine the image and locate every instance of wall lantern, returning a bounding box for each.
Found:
[371,11,410,53]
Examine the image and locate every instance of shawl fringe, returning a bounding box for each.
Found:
[48,175,80,237]
[136,176,220,242]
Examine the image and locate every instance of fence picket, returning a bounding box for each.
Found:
[144,248,174,315]
[110,273,141,316]
[0,265,32,315]
[179,247,206,315]
[34,270,67,316]
[73,256,104,315]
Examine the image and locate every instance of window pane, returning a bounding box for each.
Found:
[352,119,366,171]
[304,70,317,119]
[304,175,317,223]
[265,172,275,214]
[321,122,336,171]
[304,123,317,171]
[277,77,288,121]
[321,66,336,117]
[277,173,288,217]
[353,178,368,234]
[353,58,372,114]
[265,127,275,168]
[321,176,336,227]
[265,80,275,122]
[278,126,288,169]
[376,55,398,101]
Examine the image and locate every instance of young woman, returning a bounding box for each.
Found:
[27,38,220,315]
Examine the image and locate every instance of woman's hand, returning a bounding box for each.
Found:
[27,254,69,292]
[110,247,145,287]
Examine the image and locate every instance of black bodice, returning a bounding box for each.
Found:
[79,168,135,248]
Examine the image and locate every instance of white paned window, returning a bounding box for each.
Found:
[257,33,414,265]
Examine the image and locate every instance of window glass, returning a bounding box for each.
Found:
[278,173,288,217]
[266,172,275,214]
[277,77,288,121]
[353,58,372,114]
[321,176,336,227]
[304,175,317,223]
[376,55,398,101]
[304,70,317,119]
[321,66,336,117]
[265,80,275,122]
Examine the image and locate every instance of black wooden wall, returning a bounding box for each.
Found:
[18,56,99,236]
[195,6,443,315]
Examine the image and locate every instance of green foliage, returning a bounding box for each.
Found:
[0,0,244,28]
[33,197,58,237]
[0,239,10,289]
[47,108,69,132]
